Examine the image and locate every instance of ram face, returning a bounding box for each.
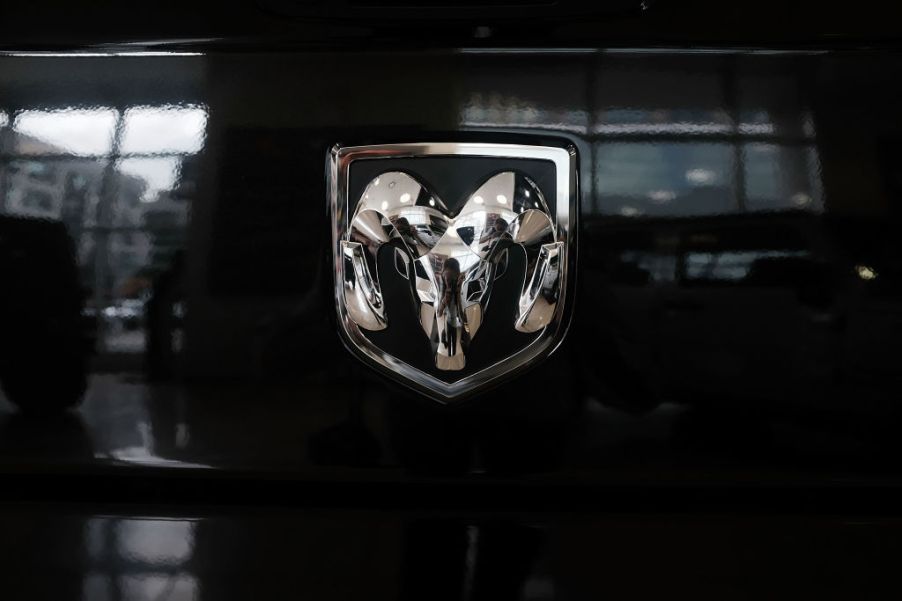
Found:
[341,171,562,371]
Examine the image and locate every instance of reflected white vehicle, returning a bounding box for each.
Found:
[102,298,147,330]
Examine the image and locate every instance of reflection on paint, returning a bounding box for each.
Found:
[0,104,203,357]
[120,105,208,154]
[82,517,198,601]
[118,157,183,203]
[13,108,118,155]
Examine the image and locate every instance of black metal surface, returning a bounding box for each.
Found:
[0,24,902,599]
[8,504,902,600]
[2,48,902,501]
[1,2,901,49]
[1,8,902,598]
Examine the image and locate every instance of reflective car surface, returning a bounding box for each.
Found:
[2,4,902,598]
[3,49,902,472]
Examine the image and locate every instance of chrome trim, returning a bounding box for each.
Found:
[329,142,577,403]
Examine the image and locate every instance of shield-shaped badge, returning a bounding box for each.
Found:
[329,142,577,402]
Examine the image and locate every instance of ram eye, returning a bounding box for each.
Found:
[494,249,509,279]
[394,248,410,279]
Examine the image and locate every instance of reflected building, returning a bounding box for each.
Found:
[459,53,824,218]
[0,107,202,356]
[590,56,823,218]
[0,139,151,301]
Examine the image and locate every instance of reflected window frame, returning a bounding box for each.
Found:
[590,60,823,217]
[83,516,199,601]
[0,102,206,356]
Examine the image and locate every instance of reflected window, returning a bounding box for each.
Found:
[591,59,823,217]
[739,110,777,135]
[1,103,202,358]
[83,517,197,601]
[459,65,590,133]
[82,574,111,601]
[597,108,733,135]
[744,144,823,211]
[3,160,86,219]
[461,91,588,133]
[596,143,736,217]
[616,250,678,285]
[738,74,812,139]
[13,108,117,155]
[120,105,207,154]
[119,157,182,203]
[594,138,822,216]
[3,159,106,224]
[594,62,731,135]
[120,575,198,601]
[679,224,816,288]
[17,159,58,183]
[20,188,55,213]
[684,250,810,285]
[115,519,195,564]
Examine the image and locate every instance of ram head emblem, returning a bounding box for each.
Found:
[341,171,563,371]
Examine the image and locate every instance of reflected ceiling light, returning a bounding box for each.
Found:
[400,193,411,203]
[792,192,812,207]
[685,168,716,185]
[856,265,878,281]
[496,194,507,204]
[648,189,676,204]
[473,195,484,204]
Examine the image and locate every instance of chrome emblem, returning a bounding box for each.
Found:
[330,143,576,402]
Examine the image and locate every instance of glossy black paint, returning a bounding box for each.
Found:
[2,2,902,48]
[2,48,902,507]
[8,505,902,601]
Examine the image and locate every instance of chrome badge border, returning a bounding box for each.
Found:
[329,142,578,403]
